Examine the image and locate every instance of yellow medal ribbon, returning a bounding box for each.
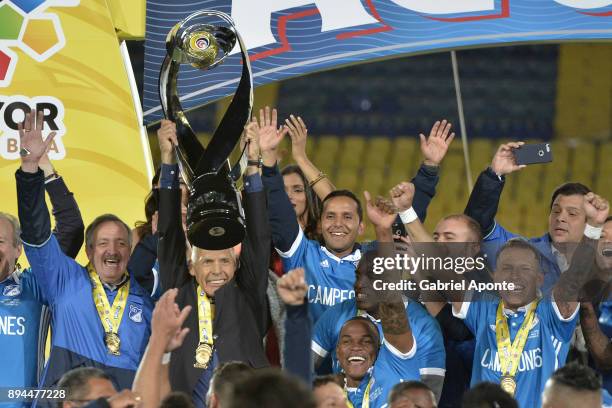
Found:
[495,299,539,396]
[87,264,130,356]
[345,376,372,408]
[195,285,215,369]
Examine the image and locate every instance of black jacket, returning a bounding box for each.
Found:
[157,177,271,395]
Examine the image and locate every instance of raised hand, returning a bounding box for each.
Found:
[18,110,56,173]
[584,192,610,228]
[242,119,261,161]
[390,182,415,212]
[285,114,308,162]
[157,120,177,165]
[364,191,397,230]
[256,106,289,154]
[277,268,308,306]
[420,119,455,167]
[151,288,191,352]
[491,142,525,176]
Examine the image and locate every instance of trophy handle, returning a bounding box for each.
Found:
[195,29,253,176]
[159,55,206,187]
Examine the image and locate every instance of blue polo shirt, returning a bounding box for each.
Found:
[454,294,578,408]
[278,229,359,322]
[312,298,446,381]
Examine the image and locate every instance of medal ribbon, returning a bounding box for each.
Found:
[197,286,214,346]
[495,299,539,378]
[87,263,129,338]
[345,377,373,408]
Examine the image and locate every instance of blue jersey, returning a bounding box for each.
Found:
[454,295,578,408]
[24,234,154,390]
[0,269,45,406]
[312,298,446,383]
[279,228,360,322]
[345,344,429,408]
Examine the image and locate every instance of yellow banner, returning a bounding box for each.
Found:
[0,0,152,264]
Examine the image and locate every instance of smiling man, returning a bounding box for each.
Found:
[259,114,455,322]
[155,120,271,408]
[465,142,597,293]
[404,187,609,408]
[15,114,153,392]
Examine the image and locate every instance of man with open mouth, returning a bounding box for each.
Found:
[155,120,271,408]
[15,110,154,394]
[314,195,446,406]
[404,190,609,408]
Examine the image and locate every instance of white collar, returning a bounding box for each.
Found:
[321,246,361,263]
[0,268,21,285]
[502,298,538,317]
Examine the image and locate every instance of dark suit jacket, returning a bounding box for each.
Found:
[157,181,271,395]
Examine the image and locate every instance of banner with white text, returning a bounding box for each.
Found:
[142,0,612,124]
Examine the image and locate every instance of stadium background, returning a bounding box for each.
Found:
[127,41,612,240]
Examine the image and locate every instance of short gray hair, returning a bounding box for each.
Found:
[85,214,132,249]
[0,212,21,247]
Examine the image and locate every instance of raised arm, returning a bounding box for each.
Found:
[257,107,301,253]
[277,268,312,384]
[40,154,85,259]
[580,302,612,370]
[411,120,455,221]
[365,191,415,354]
[235,126,272,332]
[156,120,189,291]
[464,142,524,237]
[133,288,191,408]
[553,192,609,319]
[284,114,335,200]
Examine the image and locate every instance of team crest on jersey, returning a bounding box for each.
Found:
[320,259,329,268]
[129,304,143,323]
[3,284,21,297]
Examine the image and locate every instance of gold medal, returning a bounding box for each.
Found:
[194,343,213,369]
[500,376,517,396]
[105,332,121,355]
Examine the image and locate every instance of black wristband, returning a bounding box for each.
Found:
[247,158,262,168]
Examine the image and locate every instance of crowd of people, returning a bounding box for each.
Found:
[1,106,611,408]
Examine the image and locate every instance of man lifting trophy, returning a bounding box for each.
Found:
[156,11,272,405]
[159,10,253,250]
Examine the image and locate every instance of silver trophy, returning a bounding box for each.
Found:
[159,11,253,250]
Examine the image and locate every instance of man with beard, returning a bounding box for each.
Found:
[312,195,445,403]
[16,111,154,391]
[156,121,271,407]
[404,185,609,407]
[465,142,596,293]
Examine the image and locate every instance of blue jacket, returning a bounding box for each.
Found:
[464,168,562,293]
[16,169,153,392]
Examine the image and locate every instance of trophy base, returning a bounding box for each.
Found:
[188,214,245,250]
[187,171,246,250]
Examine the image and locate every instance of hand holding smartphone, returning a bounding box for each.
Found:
[512,143,553,165]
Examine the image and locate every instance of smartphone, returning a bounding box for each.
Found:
[513,143,553,165]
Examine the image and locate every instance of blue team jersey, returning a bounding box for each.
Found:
[24,234,153,390]
[454,294,578,408]
[278,228,360,322]
[0,269,45,406]
[312,298,446,385]
[345,344,428,408]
